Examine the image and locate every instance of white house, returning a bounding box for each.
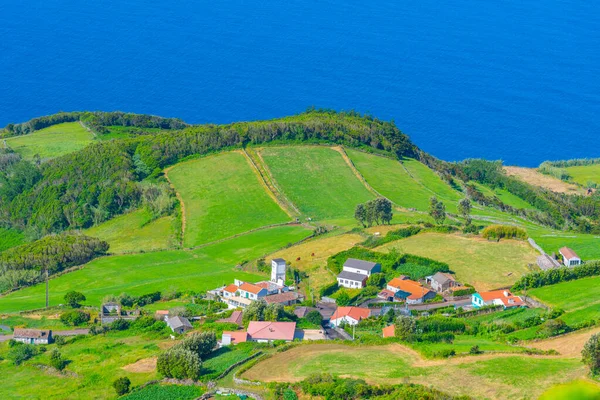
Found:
[559,247,582,267]
[336,258,381,289]
[13,328,53,345]
[222,284,239,299]
[238,282,268,300]
[329,306,371,327]
[471,290,524,309]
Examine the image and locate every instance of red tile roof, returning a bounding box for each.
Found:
[247,321,296,341]
[239,282,264,295]
[223,284,239,293]
[217,310,243,326]
[478,290,524,307]
[155,310,169,316]
[382,325,395,338]
[389,278,433,300]
[560,247,580,260]
[222,331,248,344]
[331,306,371,322]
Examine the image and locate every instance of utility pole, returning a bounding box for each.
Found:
[45,267,49,309]
[352,323,355,340]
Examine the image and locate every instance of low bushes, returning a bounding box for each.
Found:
[360,226,421,248]
[512,261,600,291]
[481,225,527,241]
[60,310,90,326]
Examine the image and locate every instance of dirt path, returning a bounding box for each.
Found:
[163,166,186,246]
[122,357,157,373]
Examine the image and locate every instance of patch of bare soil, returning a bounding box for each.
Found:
[504,166,581,194]
[527,326,600,357]
[122,357,157,373]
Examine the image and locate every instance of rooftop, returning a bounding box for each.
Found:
[264,291,301,304]
[331,306,371,321]
[223,284,239,293]
[222,330,248,344]
[247,321,296,341]
[382,324,395,338]
[167,316,193,330]
[13,328,51,339]
[344,258,380,272]
[559,247,580,260]
[239,282,264,295]
[337,270,368,282]
[217,310,243,326]
[431,272,455,284]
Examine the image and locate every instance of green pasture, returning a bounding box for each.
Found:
[539,380,600,400]
[123,385,204,400]
[84,208,178,254]
[565,164,600,187]
[260,146,374,221]
[528,226,600,261]
[0,225,310,313]
[168,151,290,247]
[4,122,94,160]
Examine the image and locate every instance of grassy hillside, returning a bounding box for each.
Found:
[565,164,600,187]
[346,149,461,212]
[0,225,310,313]
[167,152,291,247]
[4,122,93,160]
[259,146,375,221]
[0,228,25,252]
[376,232,537,290]
[242,343,585,400]
[473,182,536,210]
[84,208,178,253]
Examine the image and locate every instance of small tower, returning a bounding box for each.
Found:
[271,258,286,286]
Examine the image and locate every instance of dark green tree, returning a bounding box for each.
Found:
[305,310,323,326]
[457,198,472,225]
[429,196,446,225]
[394,316,416,340]
[354,203,367,227]
[243,301,266,323]
[264,303,285,322]
[336,291,351,306]
[49,348,67,371]
[64,291,86,308]
[582,333,600,375]
[112,377,131,396]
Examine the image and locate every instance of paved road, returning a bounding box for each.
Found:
[0,328,89,343]
[359,298,472,312]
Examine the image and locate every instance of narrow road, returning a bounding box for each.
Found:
[0,328,89,342]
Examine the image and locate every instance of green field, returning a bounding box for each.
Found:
[565,164,600,187]
[242,343,586,400]
[123,385,204,400]
[528,227,600,261]
[84,209,178,254]
[0,225,310,313]
[346,149,461,213]
[539,380,600,400]
[473,182,536,210]
[529,276,600,326]
[376,232,537,291]
[260,146,375,221]
[5,122,94,160]
[0,227,25,252]
[168,152,290,247]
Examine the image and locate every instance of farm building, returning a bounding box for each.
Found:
[100,302,139,325]
[426,272,459,293]
[13,328,53,345]
[330,306,371,327]
[337,258,381,289]
[155,310,169,319]
[472,290,524,309]
[559,247,582,267]
[386,277,436,304]
[166,316,193,334]
[255,280,288,295]
[217,310,244,327]
[246,321,296,343]
[221,330,248,346]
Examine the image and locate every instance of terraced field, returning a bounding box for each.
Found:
[0,225,311,313]
[4,122,94,159]
[84,209,179,253]
[167,152,291,247]
[259,146,375,221]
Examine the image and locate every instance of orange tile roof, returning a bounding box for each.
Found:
[331,306,371,322]
[387,277,409,288]
[239,282,263,295]
[155,310,169,315]
[478,290,524,306]
[222,330,248,344]
[382,324,395,338]
[560,247,580,260]
[389,278,432,300]
[223,284,239,293]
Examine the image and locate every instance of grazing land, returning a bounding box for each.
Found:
[503,166,581,193]
[473,182,536,210]
[347,149,460,212]
[539,380,600,400]
[84,209,178,254]
[0,228,25,252]
[0,225,310,313]
[376,232,537,290]
[4,122,94,160]
[259,146,375,221]
[564,164,600,187]
[167,152,291,247]
[528,276,600,326]
[242,343,585,400]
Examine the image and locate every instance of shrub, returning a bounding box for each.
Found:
[305,310,323,326]
[582,333,600,375]
[283,388,298,400]
[49,348,67,371]
[174,332,217,358]
[8,343,37,365]
[54,335,66,346]
[394,316,416,340]
[157,347,201,380]
[481,225,527,241]
[110,319,131,331]
[470,345,482,355]
[336,291,351,306]
[64,291,86,308]
[319,281,339,298]
[112,377,131,396]
[433,349,456,358]
[60,310,90,326]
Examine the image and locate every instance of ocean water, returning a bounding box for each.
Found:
[1,0,599,166]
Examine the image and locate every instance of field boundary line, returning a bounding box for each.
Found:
[163,166,186,247]
[334,146,384,200]
[240,148,299,219]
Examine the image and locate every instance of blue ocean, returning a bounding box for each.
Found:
[1,0,599,166]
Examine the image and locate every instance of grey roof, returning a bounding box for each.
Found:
[344,258,379,272]
[431,272,455,285]
[272,258,286,263]
[13,328,51,339]
[167,316,193,330]
[337,270,368,282]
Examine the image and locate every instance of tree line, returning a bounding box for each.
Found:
[354,198,393,227]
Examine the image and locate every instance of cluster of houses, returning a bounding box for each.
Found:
[209,259,303,309]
